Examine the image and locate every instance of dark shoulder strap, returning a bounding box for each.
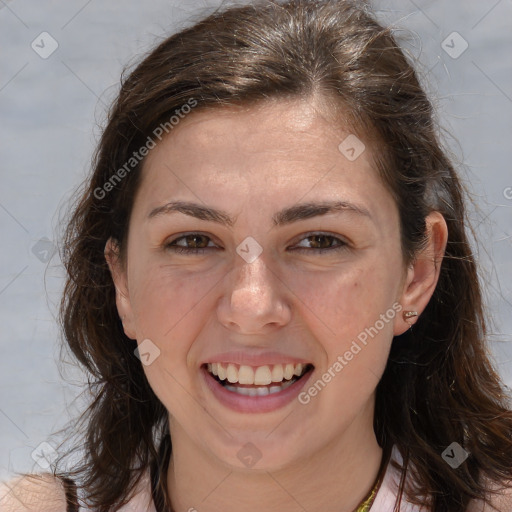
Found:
[150,434,173,512]
[59,476,79,512]
[57,450,167,512]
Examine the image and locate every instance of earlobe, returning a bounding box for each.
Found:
[104,238,137,340]
[394,211,448,336]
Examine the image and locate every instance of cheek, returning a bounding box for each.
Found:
[293,265,400,413]
[128,266,217,413]
[129,262,219,338]
[125,265,203,388]
[288,259,401,397]
[127,262,228,392]
[292,262,398,336]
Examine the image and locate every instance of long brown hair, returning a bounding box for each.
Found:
[54,1,512,510]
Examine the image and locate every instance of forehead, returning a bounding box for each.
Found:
[144,97,355,168]
[134,98,395,225]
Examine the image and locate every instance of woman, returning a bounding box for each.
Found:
[1,0,511,510]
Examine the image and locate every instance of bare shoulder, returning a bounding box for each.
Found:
[467,480,512,512]
[0,473,68,512]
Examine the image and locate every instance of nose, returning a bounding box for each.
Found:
[217,254,292,335]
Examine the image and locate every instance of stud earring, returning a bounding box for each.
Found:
[403,310,418,326]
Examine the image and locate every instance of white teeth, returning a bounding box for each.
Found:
[206,362,309,385]
[223,378,296,396]
[238,365,254,385]
[283,364,294,380]
[217,364,227,380]
[254,366,272,385]
[271,364,284,382]
[227,363,238,383]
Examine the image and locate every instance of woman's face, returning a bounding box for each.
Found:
[109,97,416,470]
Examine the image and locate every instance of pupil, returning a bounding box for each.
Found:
[188,235,205,248]
[311,235,329,248]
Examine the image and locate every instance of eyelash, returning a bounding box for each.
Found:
[164,232,348,255]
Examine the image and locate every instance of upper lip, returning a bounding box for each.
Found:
[200,351,313,367]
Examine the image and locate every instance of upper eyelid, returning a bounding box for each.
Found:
[293,232,348,245]
[166,232,219,245]
[166,231,348,247]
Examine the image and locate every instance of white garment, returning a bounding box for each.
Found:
[2,445,499,511]
[77,472,156,512]
[370,445,426,511]
[115,472,156,512]
[85,444,424,511]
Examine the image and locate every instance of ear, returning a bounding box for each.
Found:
[104,238,137,340]
[394,211,448,336]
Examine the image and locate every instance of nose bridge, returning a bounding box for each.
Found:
[231,254,274,305]
[218,252,291,333]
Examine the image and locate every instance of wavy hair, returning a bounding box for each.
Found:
[55,1,512,510]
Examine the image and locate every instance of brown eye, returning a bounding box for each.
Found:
[165,233,217,254]
[292,233,347,253]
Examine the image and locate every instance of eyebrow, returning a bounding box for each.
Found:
[147,199,373,227]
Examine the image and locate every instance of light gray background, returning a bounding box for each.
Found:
[1,0,511,481]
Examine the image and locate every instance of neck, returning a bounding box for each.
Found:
[166,402,384,512]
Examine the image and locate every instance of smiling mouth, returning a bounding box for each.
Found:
[203,362,314,396]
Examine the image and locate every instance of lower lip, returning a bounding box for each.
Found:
[201,366,314,413]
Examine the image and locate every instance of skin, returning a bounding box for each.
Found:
[106,96,448,512]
